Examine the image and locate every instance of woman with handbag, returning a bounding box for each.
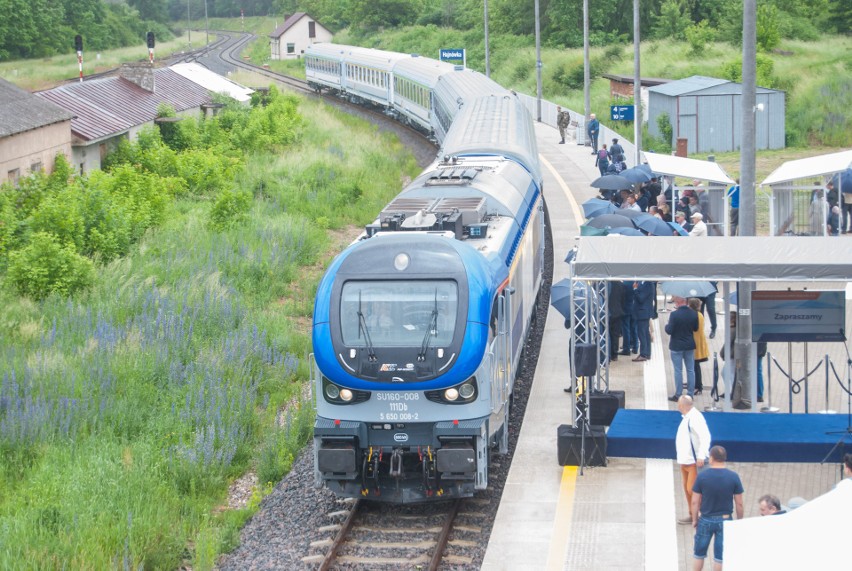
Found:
[688,297,709,395]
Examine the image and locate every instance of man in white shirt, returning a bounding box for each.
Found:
[675,395,711,524]
[689,212,708,237]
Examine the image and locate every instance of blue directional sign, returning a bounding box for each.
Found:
[439,48,465,66]
[610,105,635,121]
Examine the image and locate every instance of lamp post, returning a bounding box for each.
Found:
[583,0,590,122]
[535,0,542,121]
[633,0,642,165]
[736,0,758,411]
[484,0,490,77]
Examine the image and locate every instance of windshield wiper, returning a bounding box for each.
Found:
[418,290,439,362]
[357,292,377,362]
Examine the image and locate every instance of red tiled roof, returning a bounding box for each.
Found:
[36,69,211,142]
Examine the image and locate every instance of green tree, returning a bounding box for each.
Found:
[684,19,716,55]
[349,0,424,32]
[653,0,692,42]
[127,0,169,22]
[756,2,781,51]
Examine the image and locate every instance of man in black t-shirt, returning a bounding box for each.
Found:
[691,445,744,571]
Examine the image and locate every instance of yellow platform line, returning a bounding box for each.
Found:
[546,466,578,570]
[540,154,585,229]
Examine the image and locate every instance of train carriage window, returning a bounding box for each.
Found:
[340,281,458,348]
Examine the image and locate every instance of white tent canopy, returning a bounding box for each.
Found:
[643,153,736,184]
[761,149,852,186]
[569,236,852,281]
[724,482,849,569]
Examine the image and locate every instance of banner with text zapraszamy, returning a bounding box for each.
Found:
[751,290,845,342]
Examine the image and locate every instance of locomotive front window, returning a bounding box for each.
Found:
[340,281,458,348]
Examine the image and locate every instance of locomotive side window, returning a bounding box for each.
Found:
[340,281,458,348]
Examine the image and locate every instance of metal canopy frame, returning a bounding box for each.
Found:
[566,235,852,416]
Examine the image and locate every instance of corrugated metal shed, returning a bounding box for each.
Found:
[0,77,73,138]
[648,75,785,154]
[651,76,728,97]
[36,69,211,142]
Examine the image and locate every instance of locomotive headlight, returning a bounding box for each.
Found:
[325,384,340,400]
[444,388,459,401]
[458,383,475,399]
[339,389,354,402]
[393,252,410,271]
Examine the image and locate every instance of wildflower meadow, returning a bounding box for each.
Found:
[0,88,420,568]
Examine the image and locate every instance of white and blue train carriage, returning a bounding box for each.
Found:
[311,90,544,503]
[306,43,407,107]
[432,69,510,142]
[390,55,457,134]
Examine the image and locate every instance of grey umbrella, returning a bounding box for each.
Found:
[590,175,633,191]
[659,281,718,298]
[586,214,636,229]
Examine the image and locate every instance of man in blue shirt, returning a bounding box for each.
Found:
[586,113,600,154]
[727,179,740,236]
[691,445,744,571]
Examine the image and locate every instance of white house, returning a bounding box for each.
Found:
[269,12,332,60]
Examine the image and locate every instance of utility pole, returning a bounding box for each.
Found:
[534,0,542,121]
[484,0,490,77]
[204,0,209,46]
[633,0,642,165]
[187,0,191,47]
[736,0,758,410]
[583,0,590,122]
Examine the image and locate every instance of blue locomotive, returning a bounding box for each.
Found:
[307,44,545,503]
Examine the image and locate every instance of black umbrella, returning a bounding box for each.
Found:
[634,213,676,236]
[611,208,645,220]
[590,175,633,191]
[586,214,635,229]
[621,167,653,183]
[550,278,575,320]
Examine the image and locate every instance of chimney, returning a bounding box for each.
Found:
[119,62,155,92]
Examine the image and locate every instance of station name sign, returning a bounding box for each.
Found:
[439,48,465,66]
[751,290,845,342]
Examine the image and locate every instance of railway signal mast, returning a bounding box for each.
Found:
[147,32,155,64]
[75,35,83,82]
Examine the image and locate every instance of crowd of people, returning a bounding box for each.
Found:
[674,396,852,570]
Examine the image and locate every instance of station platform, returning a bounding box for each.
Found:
[481,122,849,570]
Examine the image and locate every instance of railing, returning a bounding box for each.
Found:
[765,350,851,414]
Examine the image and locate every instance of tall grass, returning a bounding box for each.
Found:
[0,93,419,567]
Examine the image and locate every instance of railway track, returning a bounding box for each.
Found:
[302,497,490,570]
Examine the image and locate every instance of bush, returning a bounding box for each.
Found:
[29,189,86,251]
[209,188,252,231]
[685,20,716,55]
[7,232,94,299]
[657,112,674,151]
[0,188,18,258]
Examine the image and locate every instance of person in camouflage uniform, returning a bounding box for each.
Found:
[556,106,571,144]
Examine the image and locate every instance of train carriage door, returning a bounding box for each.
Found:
[503,287,514,396]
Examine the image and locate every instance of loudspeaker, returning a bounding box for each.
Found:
[557,424,607,467]
[589,390,625,426]
[574,343,597,377]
